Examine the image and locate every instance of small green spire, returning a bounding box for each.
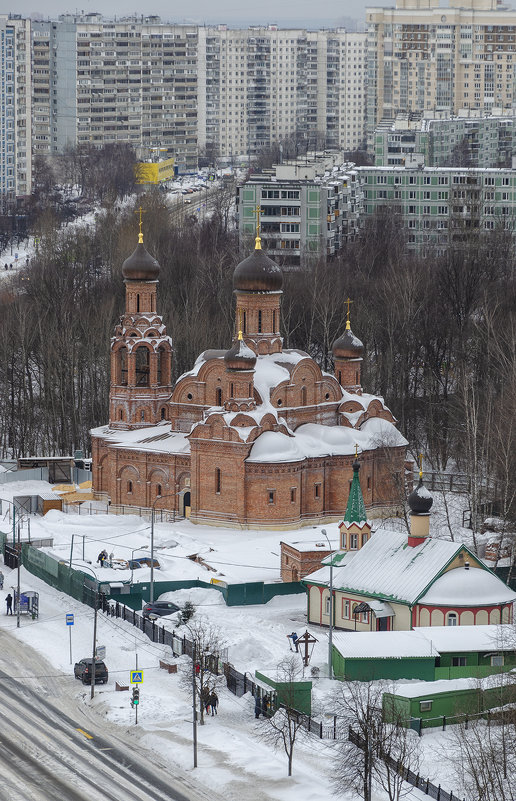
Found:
[344,457,366,524]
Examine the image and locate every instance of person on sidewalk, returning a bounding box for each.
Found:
[209,690,218,716]
[6,593,13,615]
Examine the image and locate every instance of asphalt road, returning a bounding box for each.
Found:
[0,631,212,801]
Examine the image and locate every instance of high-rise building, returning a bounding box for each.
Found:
[366,0,516,146]
[0,14,31,208]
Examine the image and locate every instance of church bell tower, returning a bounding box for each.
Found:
[109,218,173,429]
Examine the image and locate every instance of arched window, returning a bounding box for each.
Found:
[118,347,128,385]
[216,387,222,406]
[136,293,140,312]
[127,480,133,494]
[301,386,307,406]
[157,347,162,385]
[160,407,166,420]
[273,310,276,332]
[156,484,162,497]
[135,346,150,386]
[119,408,124,421]
[258,310,262,333]
[338,370,342,385]
[215,468,221,494]
[447,612,458,626]
[140,410,145,422]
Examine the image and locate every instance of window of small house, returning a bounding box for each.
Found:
[491,654,504,666]
[452,656,466,667]
[419,700,432,712]
[447,612,458,626]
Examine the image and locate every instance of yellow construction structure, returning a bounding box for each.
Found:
[135,157,176,185]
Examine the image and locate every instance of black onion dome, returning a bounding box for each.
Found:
[408,478,434,514]
[122,242,160,281]
[233,248,283,292]
[224,337,257,371]
[332,326,364,359]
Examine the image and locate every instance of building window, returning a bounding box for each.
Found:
[315,483,321,499]
[243,311,246,333]
[140,410,145,422]
[230,382,234,398]
[127,480,133,494]
[119,347,128,385]
[119,409,124,421]
[447,612,458,626]
[135,346,150,386]
[268,490,275,504]
[258,310,262,333]
[344,600,350,619]
[136,293,140,312]
[491,654,504,666]
[362,532,369,546]
[301,386,307,405]
[420,700,432,712]
[156,484,162,497]
[350,533,358,549]
[273,310,276,332]
[160,407,166,420]
[215,468,221,494]
[290,487,296,503]
[325,596,331,614]
[367,476,371,490]
[216,387,222,406]
[452,656,466,667]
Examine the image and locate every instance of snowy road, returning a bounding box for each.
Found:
[0,631,214,801]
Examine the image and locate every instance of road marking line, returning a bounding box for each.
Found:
[76,728,93,740]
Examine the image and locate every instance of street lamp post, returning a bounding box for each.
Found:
[71,562,99,700]
[150,491,181,604]
[321,529,334,680]
[0,497,17,548]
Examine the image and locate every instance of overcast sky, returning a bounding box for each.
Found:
[17,0,390,28]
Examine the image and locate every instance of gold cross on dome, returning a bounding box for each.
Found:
[135,206,147,242]
[355,443,359,458]
[345,297,353,330]
[418,452,423,480]
[253,205,263,236]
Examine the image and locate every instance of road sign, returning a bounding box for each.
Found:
[130,671,143,684]
[66,613,74,625]
[96,645,106,660]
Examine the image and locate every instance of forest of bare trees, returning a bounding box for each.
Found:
[0,184,514,523]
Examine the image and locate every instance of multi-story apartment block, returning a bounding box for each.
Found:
[374,110,516,167]
[32,14,199,172]
[237,154,363,266]
[366,0,516,147]
[0,14,31,208]
[359,163,516,253]
[198,26,367,160]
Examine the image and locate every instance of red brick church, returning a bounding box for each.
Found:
[91,229,408,528]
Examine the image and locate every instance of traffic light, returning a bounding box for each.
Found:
[131,686,140,707]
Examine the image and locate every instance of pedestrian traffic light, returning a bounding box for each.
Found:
[132,686,140,706]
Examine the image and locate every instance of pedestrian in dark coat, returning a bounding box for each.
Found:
[209,690,218,716]
[6,593,13,615]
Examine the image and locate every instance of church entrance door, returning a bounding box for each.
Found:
[183,491,191,518]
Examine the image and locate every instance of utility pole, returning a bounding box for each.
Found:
[322,529,333,679]
[16,522,21,629]
[91,592,98,700]
[192,647,198,768]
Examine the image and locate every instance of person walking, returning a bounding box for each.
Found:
[209,690,218,716]
[6,593,13,615]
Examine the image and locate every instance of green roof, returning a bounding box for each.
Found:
[344,459,366,524]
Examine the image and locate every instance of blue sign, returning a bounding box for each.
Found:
[66,613,74,626]
[130,671,143,684]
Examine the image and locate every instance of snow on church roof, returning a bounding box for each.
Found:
[419,567,516,606]
[247,419,407,463]
[307,529,466,605]
[90,423,190,455]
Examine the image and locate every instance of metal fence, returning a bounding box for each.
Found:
[62,502,181,523]
[349,727,466,801]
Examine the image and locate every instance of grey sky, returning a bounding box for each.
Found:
[19,0,390,27]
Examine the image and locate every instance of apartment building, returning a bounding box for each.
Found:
[237,154,363,266]
[374,110,516,167]
[197,26,366,160]
[32,14,199,172]
[0,14,31,208]
[360,163,516,253]
[366,0,516,146]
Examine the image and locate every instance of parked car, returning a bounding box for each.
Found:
[142,601,180,619]
[74,658,108,685]
[128,557,160,570]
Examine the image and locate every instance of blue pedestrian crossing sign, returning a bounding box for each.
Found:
[130,671,143,684]
[66,614,74,625]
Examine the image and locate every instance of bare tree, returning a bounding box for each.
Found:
[179,618,226,726]
[256,655,307,776]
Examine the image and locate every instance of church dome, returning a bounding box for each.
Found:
[122,241,160,281]
[333,326,364,359]
[224,337,257,371]
[233,248,283,293]
[408,478,433,514]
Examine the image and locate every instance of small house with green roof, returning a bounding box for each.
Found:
[302,468,516,634]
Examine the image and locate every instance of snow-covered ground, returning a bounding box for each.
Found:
[0,479,474,800]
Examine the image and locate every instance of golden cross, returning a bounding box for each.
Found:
[238,308,243,340]
[355,443,359,458]
[253,205,263,237]
[135,206,146,242]
[418,452,423,479]
[345,297,353,322]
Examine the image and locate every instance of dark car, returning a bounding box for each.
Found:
[142,601,180,619]
[74,658,109,685]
